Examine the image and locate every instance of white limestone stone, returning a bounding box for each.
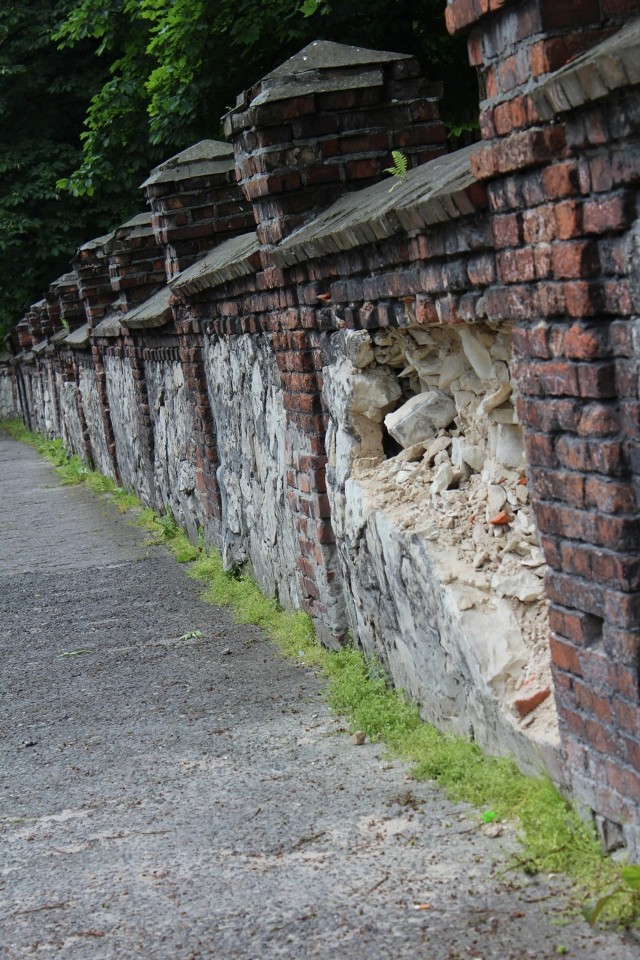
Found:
[487,483,507,517]
[457,327,495,380]
[492,569,545,602]
[343,329,375,369]
[461,603,529,691]
[495,424,524,469]
[350,367,402,422]
[431,462,454,495]
[438,353,467,389]
[384,390,456,448]
[479,382,512,413]
[424,435,452,463]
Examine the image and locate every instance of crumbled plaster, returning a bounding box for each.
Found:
[323,322,560,775]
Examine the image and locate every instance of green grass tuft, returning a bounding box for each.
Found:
[138,507,201,562]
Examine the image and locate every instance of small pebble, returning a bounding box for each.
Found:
[482,822,503,838]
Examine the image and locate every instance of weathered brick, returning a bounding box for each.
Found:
[542,160,580,199]
[496,247,535,283]
[578,402,620,436]
[583,192,635,234]
[530,30,615,78]
[546,570,606,618]
[555,200,583,239]
[585,476,636,513]
[549,634,582,672]
[562,323,611,360]
[604,625,640,667]
[491,212,521,248]
[552,240,600,280]
[530,466,585,507]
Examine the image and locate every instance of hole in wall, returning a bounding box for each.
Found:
[382,426,403,458]
[583,614,604,647]
[325,319,559,742]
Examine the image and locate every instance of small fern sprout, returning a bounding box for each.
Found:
[384,150,408,192]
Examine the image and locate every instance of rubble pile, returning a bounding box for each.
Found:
[328,320,554,731]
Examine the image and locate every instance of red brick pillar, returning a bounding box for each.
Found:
[224,41,447,643]
[109,213,166,315]
[53,272,94,463]
[107,212,169,497]
[175,313,223,525]
[141,140,257,521]
[74,233,120,479]
[446,0,640,853]
[53,271,87,334]
[224,39,446,248]
[142,140,255,279]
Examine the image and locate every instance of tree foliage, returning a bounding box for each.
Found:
[1,0,477,336]
[0,1,136,336]
[54,0,477,197]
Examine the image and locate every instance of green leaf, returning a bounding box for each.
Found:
[621,865,640,890]
[299,0,319,15]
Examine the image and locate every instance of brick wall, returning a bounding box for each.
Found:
[447,0,640,851]
[5,19,640,855]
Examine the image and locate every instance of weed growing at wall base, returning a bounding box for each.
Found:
[187,554,639,928]
[3,416,639,928]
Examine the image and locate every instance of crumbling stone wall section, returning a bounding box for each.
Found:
[0,365,17,419]
[7,15,640,855]
[446,0,640,852]
[144,352,207,539]
[104,349,153,503]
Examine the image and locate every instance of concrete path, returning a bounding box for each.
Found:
[1,432,638,960]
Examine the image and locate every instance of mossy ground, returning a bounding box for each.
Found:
[4,417,639,927]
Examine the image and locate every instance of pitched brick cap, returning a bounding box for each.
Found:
[530,17,640,120]
[264,40,411,79]
[140,140,235,190]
